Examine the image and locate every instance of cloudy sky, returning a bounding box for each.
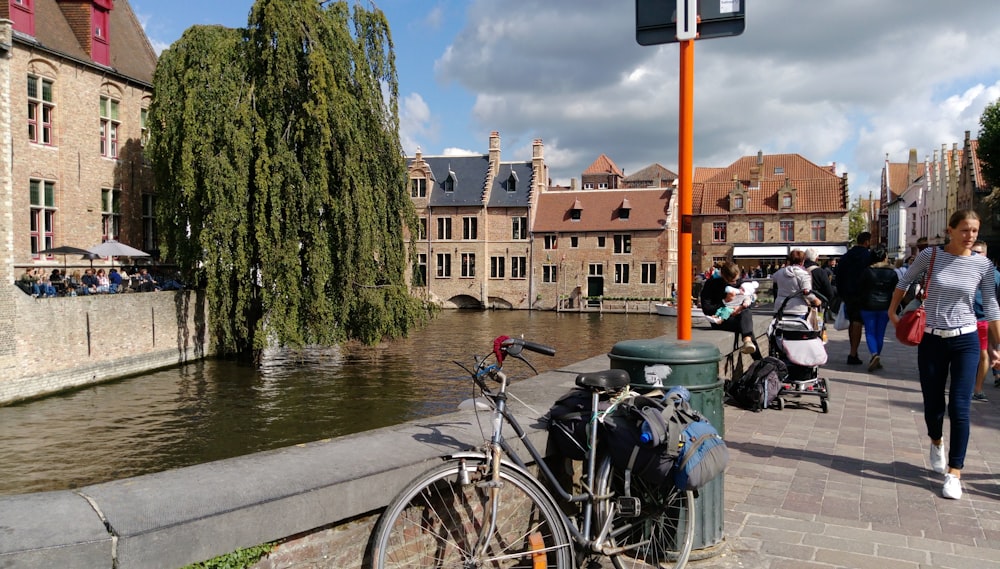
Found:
[132,0,1000,198]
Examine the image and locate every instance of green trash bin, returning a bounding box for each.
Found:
[608,338,726,558]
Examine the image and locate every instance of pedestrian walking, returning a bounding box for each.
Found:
[836,232,872,364]
[857,246,898,371]
[888,210,1000,500]
[971,240,1000,401]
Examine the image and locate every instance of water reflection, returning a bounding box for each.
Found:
[0,310,675,496]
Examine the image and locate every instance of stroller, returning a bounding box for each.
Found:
[768,291,831,413]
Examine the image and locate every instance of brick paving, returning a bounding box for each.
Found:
[686,321,1000,568]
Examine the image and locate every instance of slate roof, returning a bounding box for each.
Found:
[17,0,157,85]
[418,155,491,207]
[694,153,846,215]
[624,163,677,188]
[487,162,535,208]
[533,188,669,233]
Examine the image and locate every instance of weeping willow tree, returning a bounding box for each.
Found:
[148,0,423,362]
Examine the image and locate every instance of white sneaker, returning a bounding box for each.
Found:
[929,443,947,474]
[740,338,756,355]
[942,473,963,499]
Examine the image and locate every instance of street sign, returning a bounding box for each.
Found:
[636,0,746,45]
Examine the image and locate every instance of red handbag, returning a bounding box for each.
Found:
[896,247,935,347]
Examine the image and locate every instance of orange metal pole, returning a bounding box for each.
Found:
[677,38,694,341]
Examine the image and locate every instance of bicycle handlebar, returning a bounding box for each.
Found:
[503,337,556,357]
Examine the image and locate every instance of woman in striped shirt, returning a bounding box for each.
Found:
[889,210,1000,500]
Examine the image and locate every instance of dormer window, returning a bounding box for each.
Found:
[91,1,112,66]
[570,198,583,221]
[779,179,797,210]
[733,194,744,210]
[504,170,518,192]
[782,193,792,208]
[10,0,35,36]
[619,197,631,220]
[444,171,456,193]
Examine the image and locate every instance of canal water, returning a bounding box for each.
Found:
[0,310,678,496]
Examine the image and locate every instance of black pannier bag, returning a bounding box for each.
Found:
[727,356,786,411]
[542,388,610,461]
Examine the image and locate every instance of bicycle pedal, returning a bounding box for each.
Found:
[616,496,641,517]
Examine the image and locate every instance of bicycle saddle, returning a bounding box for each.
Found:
[575,369,630,390]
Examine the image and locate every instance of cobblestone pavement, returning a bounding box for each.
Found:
[671,319,1000,569]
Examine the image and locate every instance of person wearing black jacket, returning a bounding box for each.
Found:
[804,248,835,305]
[858,246,898,371]
[700,261,762,360]
[835,232,872,364]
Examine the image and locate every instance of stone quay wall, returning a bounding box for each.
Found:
[0,320,764,569]
[0,288,212,405]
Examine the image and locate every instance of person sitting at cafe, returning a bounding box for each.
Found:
[95,269,111,294]
[67,270,90,296]
[18,268,40,296]
[109,268,123,293]
[81,269,99,294]
[137,268,159,292]
[37,271,57,298]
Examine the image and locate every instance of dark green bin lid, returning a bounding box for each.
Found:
[608,338,720,364]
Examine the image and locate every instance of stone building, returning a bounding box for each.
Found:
[2,0,157,276]
[405,132,547,309]
[693,151,850,272]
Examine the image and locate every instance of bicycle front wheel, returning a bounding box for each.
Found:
[371,458,573,569]
[595,456,695,569]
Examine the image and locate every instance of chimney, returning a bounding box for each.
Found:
[907,148,918,184]
[750,150,762,187]
[571,178,577,191]
[531,139,545,198]
[489,131,501,179]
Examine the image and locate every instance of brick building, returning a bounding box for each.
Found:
[2,0,158,278]
[693,151,850,273]
[405,133,548,309]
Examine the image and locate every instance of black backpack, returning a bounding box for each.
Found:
[543,388,610,461]
[727,356,786,411]
[601,392,728,490]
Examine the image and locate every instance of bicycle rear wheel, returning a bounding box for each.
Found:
[371,458,573,568]
[595,456,695,569]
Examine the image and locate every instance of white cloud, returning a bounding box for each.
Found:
[443,147,481,156]
[399,92,435,155]
[429,0,1000,198]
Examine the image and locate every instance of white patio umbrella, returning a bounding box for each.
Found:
[88,240,150,267]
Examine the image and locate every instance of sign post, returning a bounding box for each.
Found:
[635,0,745,341]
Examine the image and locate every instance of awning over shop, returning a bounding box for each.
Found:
[807,245,848,256]
[733,245,789,257]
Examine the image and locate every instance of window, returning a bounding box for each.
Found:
[102,188,121,242]
[780,220,794,242]
[10,0,35,35]
[732,194,743,210]
[463,217,477,240]
[584,183,594,189]
[140,108,149,146]
[589,263,603,277]
[641,263,657,284]
[712,221,727,243]
[597,236,606,248]
[417,218,427,240]
[910,213,916,236]
[782,193,792,208]
[142,194,157,253]
[774,166,784,175]
[27,75,54,145]
[436,253,451,277]
[410,178,426,198]
[544,235,557,250]
[490,256,505,279]
[570,208,581,221]
[511,256,527,279]
[437,217,452,240]
[570,236,579,248]
[598,183,608,189]
[443,175,455,192]
[100,96,119,158]
[619,207,630,220]
[413,254,427,286]
[748,221,764,243]
[615,263,630,284]
[512,216,528,240]
[543,265,557,283]
[29,179,56,257]
[613,234,631,254]
[811,219,827,241]
[461,253,476,277]
[505,172,517,192]
[91,3,110,65]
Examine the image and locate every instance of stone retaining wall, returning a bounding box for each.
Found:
[0,319,767,569]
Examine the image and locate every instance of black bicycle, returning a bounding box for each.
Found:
[370,335,695,568]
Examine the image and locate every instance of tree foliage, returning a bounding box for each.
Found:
[848,195,868,242]
[980,97,1000,191]
[149,0,423,362]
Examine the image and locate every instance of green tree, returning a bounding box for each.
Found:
[848,195,868,242]
[979,97,1000,190]
[149,0,423,362]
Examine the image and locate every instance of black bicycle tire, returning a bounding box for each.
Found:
[371,458,573,569]
[595,455,696,569]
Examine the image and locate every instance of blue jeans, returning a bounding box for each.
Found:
[918,331,979,470]
[860,309,889,356]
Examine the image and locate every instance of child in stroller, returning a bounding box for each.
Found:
[768,290,831,413]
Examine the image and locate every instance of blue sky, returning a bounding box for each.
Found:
[131,0,1000,198]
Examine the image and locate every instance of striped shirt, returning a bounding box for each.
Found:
[896,246,1000,329]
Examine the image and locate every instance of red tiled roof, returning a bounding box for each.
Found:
[624,163,677,187]
[583,154,624,177]
[695,153,846,215]
[972,139,986,189]
[533,188,668,232]
[887,162,925,200]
